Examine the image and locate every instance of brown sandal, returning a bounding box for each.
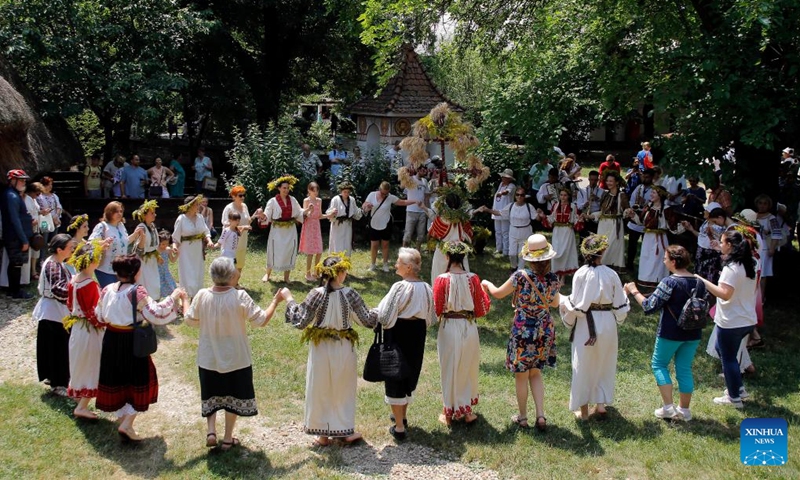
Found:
[220,437,240,451]
[206,433,217,447]
[511,414,529,428]
[535,416,547,432]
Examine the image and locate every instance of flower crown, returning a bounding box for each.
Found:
[314,253,352,279]
[440,241,473,255]
[732,213,759,229]
[67,214,88,232]
[67,238,105,272]
[730,224,760,251]
[178,195,203,213]
[133,199,159,222]
[580,234,610,257]
[267,175,299,192]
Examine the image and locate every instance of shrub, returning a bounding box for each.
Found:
[224,122,307,206]
[326,146,392,200]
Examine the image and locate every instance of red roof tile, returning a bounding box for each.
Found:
[349,46,464,116]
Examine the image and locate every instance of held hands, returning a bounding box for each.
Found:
[362,202,373,211]
[680,220,694,232]
[623,282,638,295]
[276,287,292,303]
[206,239,215,249]
[480,279,493,294]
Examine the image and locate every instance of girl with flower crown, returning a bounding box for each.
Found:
[326,182,362,257]
[65,239,107,419]
[65,214,91,275]
[433,241,491,426]
[257,176,309,283]
[560,234,629,421]
[131,200,162,299]
[172,195,214,297]
[281,254,378,446]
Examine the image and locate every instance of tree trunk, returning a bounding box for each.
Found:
[114,115,133,154]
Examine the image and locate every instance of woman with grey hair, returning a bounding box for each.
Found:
[373,247,436,440]
[185,257,283,451]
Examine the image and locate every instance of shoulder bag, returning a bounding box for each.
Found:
[363,324,408,382]
[667,278,709,331]
[130,285,158,357]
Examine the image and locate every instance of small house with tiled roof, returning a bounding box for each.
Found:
[349,45,464,161]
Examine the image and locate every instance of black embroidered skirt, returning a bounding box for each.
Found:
[96,327,159,413]
[199,366,258,417]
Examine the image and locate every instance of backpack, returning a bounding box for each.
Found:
[668,278,709,330]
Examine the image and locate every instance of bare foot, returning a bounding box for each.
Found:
[313,436,331,447]
[73,409,97,420]
[261,273,270,282]
[342,433,363,444]
[438,413,452,426]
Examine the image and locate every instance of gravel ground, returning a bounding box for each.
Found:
[0,293,506,479]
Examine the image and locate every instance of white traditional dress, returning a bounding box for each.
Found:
[264,194,304,272]
[67,275,105,398]
[542,201,581,276]
[136,222,161,299]
[498,202,539,269]
[222,202,251,268]
[591,190,629,268]
[559,264,630,411]
[631,205,683,285]
[326,194,362,256]
[172,213,210,297]
[433,272,491,420]
[285,286,377,437]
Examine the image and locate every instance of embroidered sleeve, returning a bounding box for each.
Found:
[136,285,178,325]
[373,282,407,329]
[470,274,491,319]
[345,288,377,328]
[285,288,326,329]
[94,286,110,324]
[642,279,673,314]
[432,276,448,317]
[46,261,70,303]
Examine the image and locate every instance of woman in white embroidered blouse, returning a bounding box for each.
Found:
[185,257,282,451]
[373,248,436,441]
[94,255,188,443]
[282,254,378,447]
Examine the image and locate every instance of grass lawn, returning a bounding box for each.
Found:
[1,234,798,479]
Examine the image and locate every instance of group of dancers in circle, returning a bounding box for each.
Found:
[31,169,763,448]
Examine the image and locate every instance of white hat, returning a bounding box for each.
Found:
[783,147,794,155]
[704,202,722,213]
[500,168,514,179]
[520,234,557,262]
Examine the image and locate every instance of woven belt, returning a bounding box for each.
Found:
[181,233,206,242]
[443,311,473,319]
[553,222,572,227]
[645,228,667,234]
[589,303,613,310]
[272,219,295,228]
[106,324,134,333]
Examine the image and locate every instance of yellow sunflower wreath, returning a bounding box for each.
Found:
[67,238,105,272]
[267,175,299,192]
[314,253,352,279]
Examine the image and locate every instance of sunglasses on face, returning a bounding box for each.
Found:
[237,194,245,198]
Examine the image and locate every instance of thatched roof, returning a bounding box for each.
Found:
[0,75,34,131]
[0,54,83,175]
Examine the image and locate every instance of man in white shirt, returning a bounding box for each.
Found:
[403,166,430,248]
[626,168,655,271]
[102,155,128,198]
[528,157,554,208]
[535,168,563,212]
[578,170,604,235]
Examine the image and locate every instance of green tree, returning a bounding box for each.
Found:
[0,0,203,160]
[361,0,800,201]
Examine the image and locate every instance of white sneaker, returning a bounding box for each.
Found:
[675,407,692,421]
[713,394,744,409]
[382,264,390,272]
[368,264,376,272]
[724,387,749,400]
[654,404,678,419]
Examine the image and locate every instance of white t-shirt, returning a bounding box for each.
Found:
[714,262,758,329]
[404,176,428,213]
[365,191,398,230]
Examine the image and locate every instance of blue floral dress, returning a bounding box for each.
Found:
[506,269,559,372]
[158,250,177,298]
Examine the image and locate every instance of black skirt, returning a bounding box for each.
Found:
[96,327,159,413]
[199,366,258,417]
[384,319,428,402]
[37,320,70,388]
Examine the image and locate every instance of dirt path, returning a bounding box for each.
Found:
[0,296,503,479]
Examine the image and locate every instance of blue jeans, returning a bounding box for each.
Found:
[651,337,700,394]
[716,325,755,399]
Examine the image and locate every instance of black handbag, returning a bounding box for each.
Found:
[149,185,163,197]
[130,285,158,357]
[363,324,409,382]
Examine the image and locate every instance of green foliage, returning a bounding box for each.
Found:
[224,123,305,207]
[65,109,104,157]
[305,121,334,152]
[328,148,392,200]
